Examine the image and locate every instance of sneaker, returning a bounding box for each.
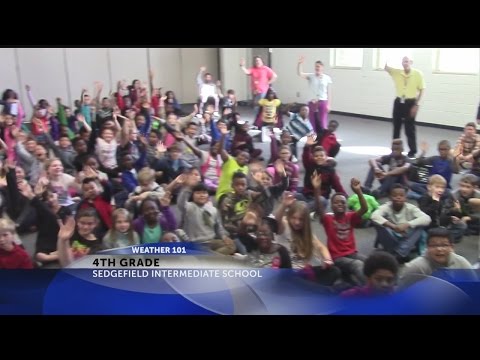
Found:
[232,253,248,261]
[213,111,219,117]
[291,155,298,164]
[195,113,203,119]
[473,261,480,269]
[310,212,318,221]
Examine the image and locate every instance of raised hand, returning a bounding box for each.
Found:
[200,66,207,72]
[83,165,97,179]
[282,191,296,207]
[37,176,49,186]
[306,134,317,146]
[252,170,264,184]
[350,178,362,193]
[298,55,305,64]
[420,140,429,153]
[274,159,286,176]
[94,81,103,90]
[58,216,76,243]
[239,58,245,67]
[76,113,86,123]
[311,170,322,189]
[174,174,186,185]
[33,180,47,197]
[159,191,172,207]
[18,181,34,199]
[156,141,166,153]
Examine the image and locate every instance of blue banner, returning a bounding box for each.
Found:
[1,269,480,315]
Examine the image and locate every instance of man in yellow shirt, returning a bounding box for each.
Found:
[385,56,426,158]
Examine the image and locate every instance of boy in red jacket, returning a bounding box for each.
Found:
[317,119,341,158]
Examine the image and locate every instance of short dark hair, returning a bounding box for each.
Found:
[438,140,451,148]
[364,251,399,278]
[258,218,276,236]
[75,207,99,221]
[427,227,452,245]
[313,146,326,154]
[232,172,247,181]
[192,183,209,194]
[460,174,478,186]
[82,154,98,165]
[82,177,97,186]
[331,192,347,202]
[390,183,407,194]
[315,60,324,66]
[465,122,476,128]
[329,119,339,127]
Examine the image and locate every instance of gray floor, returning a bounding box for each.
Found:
[241,107,479,264]
[19,107,479,264]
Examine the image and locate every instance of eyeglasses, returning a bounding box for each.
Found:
[428,244,451,249]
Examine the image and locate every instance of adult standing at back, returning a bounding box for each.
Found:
[385,56,426,158]
[240,56,277,119]
[297,56,333,132]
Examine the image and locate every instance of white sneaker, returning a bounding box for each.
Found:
[232,253,248,261]
[473,261,480,269]
[213,111,219,117]
[291,155,298,164]
[310,212,317,221]
[195,113,203,119]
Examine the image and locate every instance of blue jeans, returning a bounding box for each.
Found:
[364,165,407,195]
[374,224,426,258]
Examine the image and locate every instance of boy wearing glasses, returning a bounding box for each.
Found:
[399,227,473,288]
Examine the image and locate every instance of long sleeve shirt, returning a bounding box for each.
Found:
[371,202,431,228]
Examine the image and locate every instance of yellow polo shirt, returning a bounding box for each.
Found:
[388,68,426,99]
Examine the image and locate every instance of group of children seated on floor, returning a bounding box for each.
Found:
[0,77,479,297]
